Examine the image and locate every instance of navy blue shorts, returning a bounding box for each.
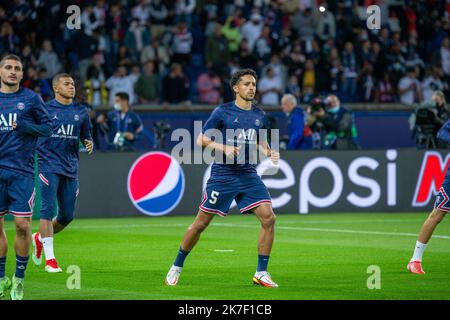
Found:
[0,168,35,218]
[434,173,450,212]
[38,172,79,226]
[199,174,272,217]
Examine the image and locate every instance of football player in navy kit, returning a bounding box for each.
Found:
[0,54,52,300]
[31,74,93,274]
[407,120,450,275]
[165,69,280,287]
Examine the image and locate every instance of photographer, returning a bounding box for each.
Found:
[309,95,360,150]
[97,92,143,151]
[413,90,449,149]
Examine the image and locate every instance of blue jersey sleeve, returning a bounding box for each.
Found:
[202,107,223,134]
[131,113,143,141]
[437,120,450,143]
[80,108,92,142]
[287,110,304,150]
[17,94,52,137]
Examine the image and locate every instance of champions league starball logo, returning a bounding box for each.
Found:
[127,152,185,216]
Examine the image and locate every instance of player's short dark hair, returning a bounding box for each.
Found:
[0,54,22,68]
[52,73,73,87]
[230,69,257,88]
[115,92,129,103]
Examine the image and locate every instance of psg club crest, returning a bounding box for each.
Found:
[127,152,185,216]
[255,119,260,126]
[74,114,80,121]
[17,102,25,110]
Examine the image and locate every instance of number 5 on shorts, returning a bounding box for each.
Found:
[209,191,219,204]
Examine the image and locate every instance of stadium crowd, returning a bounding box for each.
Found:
[0,0,449,107]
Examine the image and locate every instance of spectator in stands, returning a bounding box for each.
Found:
[422,66,445,102]
[205,23,230,72]
[162,63,190,108]
[221,16,242,57]
[85,66,108,109]
[197,66,222,104]
[149,0,168,40]
[291,7,317,46]
[172,20,193,65]
[140,37,170,75]
[341,41,358,101]
[22,66,40,92]
[238,38,257,70]
[285,75,301,103]
[38,68,52,101]
[280,94,312,150]
[134,60,161,104]
[81,3,101,36]
[98,92,143,152]
[124,18,151,61]
[132,0,151,26]
[376,73,395,103]
[240,12,263,52]
[174,0,196,26]
[36,39,62,78]
[106,65,135,107]
[20,44,37,68]
[358,65,375,102]
[398,67,422,105]
[258,67,282,106]
[0,21,20,54]
[301,59,316,103]
[316,3,336,42]
[254,25,273,63]
[439,37,450,81]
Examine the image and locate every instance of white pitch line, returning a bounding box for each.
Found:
[213,249,235,252]
[3,221,449,240]
[210,223,450,240]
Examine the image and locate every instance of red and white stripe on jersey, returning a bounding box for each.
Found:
[199,192,227,217]
[39,173,49,186]
[239,200,272,213]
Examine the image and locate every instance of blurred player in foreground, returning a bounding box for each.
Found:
[0,54,52,300]
[407,119,449,274]
[165,69,280,287]
[31,74,93,273]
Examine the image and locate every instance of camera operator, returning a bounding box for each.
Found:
[97,92,143,151]
[280,94,313,150]
[309,94,360,150]
[413,90,449,149]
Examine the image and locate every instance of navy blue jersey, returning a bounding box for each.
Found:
[437,120,450,177]
[202,102,267,176]
[106,110,143,147]
[0,88,52,175]
[37,99,92,178]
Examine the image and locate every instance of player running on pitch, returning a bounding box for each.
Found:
[31,73,93,273]
[407,119,450,274]
[0,54,52,300]
[165,69,280,287]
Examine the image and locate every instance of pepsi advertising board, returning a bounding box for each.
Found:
[75,149,449,218]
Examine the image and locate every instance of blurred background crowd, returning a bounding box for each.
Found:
[1,0,449,106]
[0,0,449,151]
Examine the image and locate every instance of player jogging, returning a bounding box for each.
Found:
[165,69,280,287]
[407,119,450,274]
[31,74,93,273]
[0,54,52,300]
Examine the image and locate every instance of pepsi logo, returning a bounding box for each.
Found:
[127,152,185,216]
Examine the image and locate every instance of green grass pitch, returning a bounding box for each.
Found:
[2,213,450,300]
